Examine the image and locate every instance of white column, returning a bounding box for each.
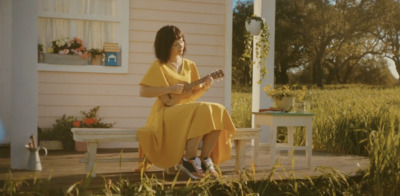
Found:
[252,0,275,143]
[10,0,38,169]
[0,0,13,144]
[225,0,233,112]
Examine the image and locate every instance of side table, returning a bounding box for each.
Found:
[252,112,314,168]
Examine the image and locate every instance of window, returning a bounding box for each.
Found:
[37,0,129,73]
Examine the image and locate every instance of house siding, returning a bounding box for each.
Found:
[37,0,228,134]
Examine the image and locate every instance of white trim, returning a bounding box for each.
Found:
[225,0,233,112]
[38,13,121,22]
[38,63,128,73]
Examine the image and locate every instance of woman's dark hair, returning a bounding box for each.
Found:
[154,25,186,63]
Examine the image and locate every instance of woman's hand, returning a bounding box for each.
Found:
[203,75,213,90]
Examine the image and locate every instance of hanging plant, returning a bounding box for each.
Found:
[241,14,270,83]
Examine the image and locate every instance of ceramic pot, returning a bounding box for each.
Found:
[245,19,262,36]
[274,96,295,112]
[90,55,103,65]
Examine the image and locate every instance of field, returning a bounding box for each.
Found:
[230,84,400,195]
[2,85,400,195]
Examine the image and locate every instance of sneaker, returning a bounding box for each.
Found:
[179,157,205,179]
[202,157,220,178]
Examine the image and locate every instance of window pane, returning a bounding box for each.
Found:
[77,21,120,49]
[78,0,117,17]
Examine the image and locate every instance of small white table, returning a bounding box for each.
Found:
[253,112,314,168]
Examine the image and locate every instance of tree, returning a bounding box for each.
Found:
[375,0,400,81]
[232,0,253,88]
[275,0,307,84]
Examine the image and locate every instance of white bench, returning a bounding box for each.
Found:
[71,127,261,176]
[232,128,261,171]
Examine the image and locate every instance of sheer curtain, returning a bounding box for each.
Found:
[38,0,119,51]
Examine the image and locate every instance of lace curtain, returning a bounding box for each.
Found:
[38,0,120,51]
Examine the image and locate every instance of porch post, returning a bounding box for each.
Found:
[10,0,38,169]
[251,0,275,144]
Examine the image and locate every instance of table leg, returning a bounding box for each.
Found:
[306,124,312,168]
[287,126,294,158]
[86,142,98,177]
[271,126,277,166]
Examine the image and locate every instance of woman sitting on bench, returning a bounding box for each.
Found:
[136,25,236,179]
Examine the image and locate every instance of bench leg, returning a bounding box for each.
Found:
[86,142,98,177]
[234,139,248,171]
[164,166,176,175]
[253,137,260,166]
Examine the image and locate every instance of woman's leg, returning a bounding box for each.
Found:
[185,136,203,160]
[200,130,221,178]
[200,130,221,159]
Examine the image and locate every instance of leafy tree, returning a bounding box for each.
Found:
[232,0,253,88]
[275,0,307,84]
[375,0,400,81]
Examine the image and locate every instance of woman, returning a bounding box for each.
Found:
[137,25,236,179]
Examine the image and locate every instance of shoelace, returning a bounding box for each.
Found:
[203,157,215,170]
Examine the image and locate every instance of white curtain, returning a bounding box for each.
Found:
[38,0,119,51]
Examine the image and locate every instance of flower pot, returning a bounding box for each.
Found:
[75,141,87,152]
[274,96,295,112]
[245,19,262,36]
[39,140,63,150]
[44,53,88,65]
[90,55,103,65]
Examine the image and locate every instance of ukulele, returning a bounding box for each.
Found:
[160,70,224,106]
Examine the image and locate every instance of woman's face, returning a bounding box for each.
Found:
[170,38,185,58]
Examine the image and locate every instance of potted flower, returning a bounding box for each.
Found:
[44,36,89,65]
[264,84,307,112]
[88,48,105,65]
[38,106,115,151]
[71,106,115,151]
[241,14,270,83]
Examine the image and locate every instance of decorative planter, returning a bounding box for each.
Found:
[274,96,295,112]
[39,140,63,150]
[44,53,88,65]
[90,55,103,65]
[245,19,262,36]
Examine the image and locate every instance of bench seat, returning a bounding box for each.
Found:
[72,127,261,176]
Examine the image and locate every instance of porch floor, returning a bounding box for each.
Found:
[0,145,369,190]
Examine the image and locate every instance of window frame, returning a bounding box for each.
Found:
[37,0,129,74]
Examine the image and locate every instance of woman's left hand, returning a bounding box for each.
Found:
[204,75,213,89]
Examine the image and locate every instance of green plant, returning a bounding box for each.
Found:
[87,48,105,57]
[264,84,307,101]
[241,14,270,83]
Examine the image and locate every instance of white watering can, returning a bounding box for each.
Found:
[26,145,47,171]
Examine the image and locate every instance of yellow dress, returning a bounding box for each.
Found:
[137,59,236,168]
